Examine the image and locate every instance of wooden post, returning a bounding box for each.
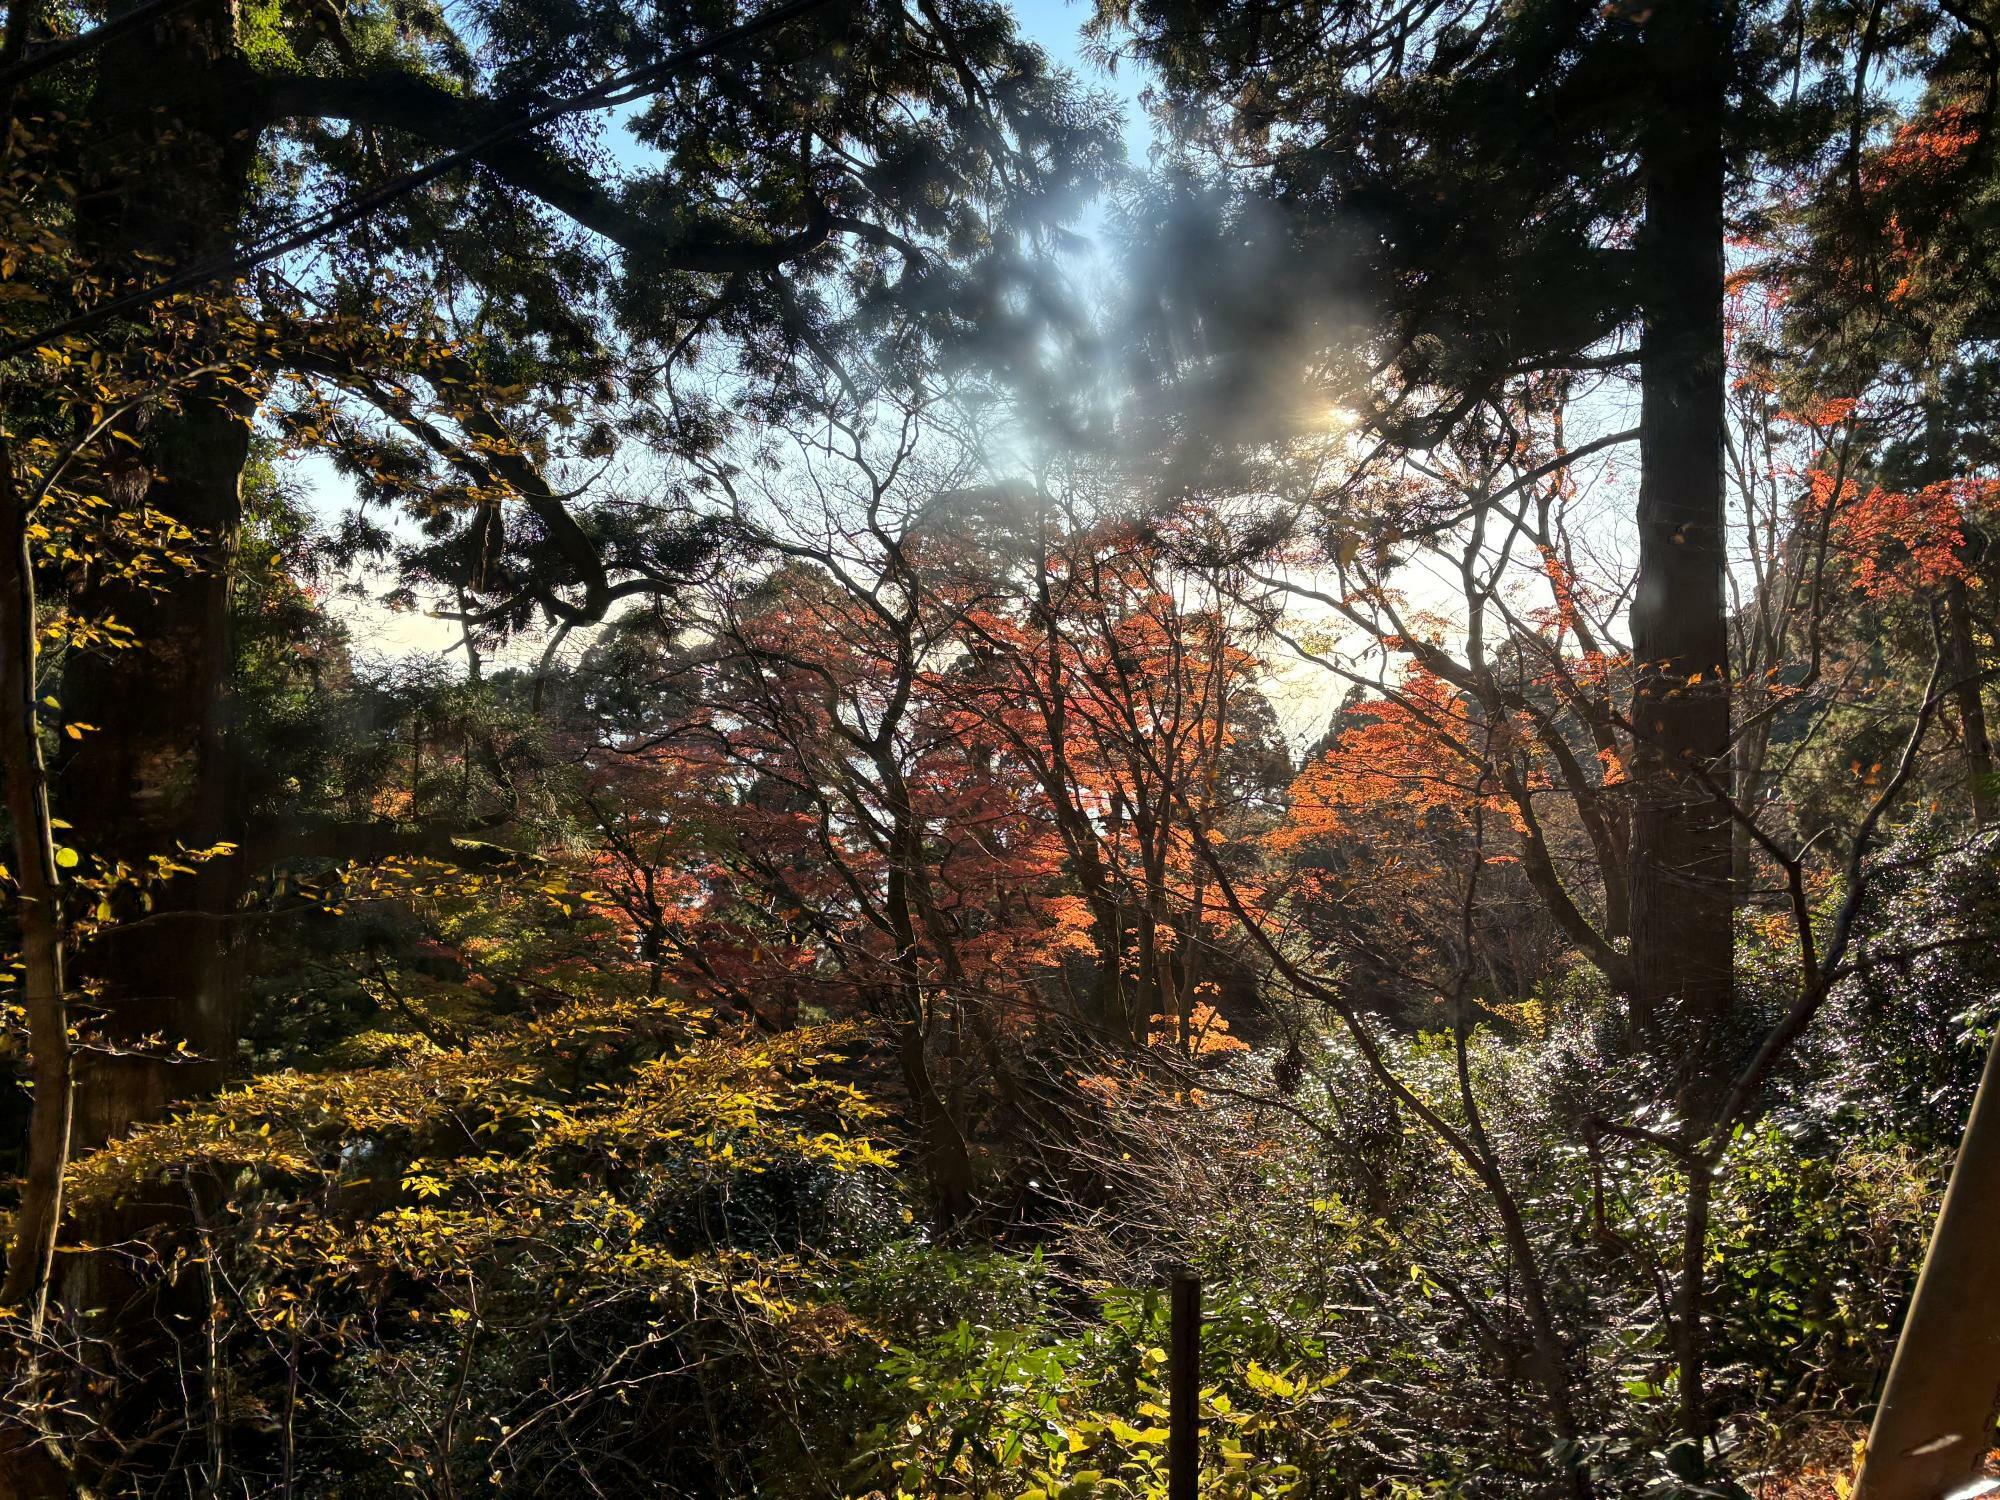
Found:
[1169,1265,1200,1500]
[1853,1024,2000,1500]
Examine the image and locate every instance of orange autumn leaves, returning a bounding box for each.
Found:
[1265,672,1536,990]
[1276,672,1491,852]
[1274,669,1561,882]
[1805,468,1994,600]
[1777,396,1996,600]
[569,520,1272,1048]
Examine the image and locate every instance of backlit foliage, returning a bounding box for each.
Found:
[32,857,897,1491]
[5,2,2000,1497]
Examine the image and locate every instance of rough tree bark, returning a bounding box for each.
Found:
[1943,577,1994,826]
[0,442,72,1332]
[0,445,77,1500]
[1626,1,1734,1462]
[1626,0,1735,1075]
[60,0,258,1155]
[880,764,977,1231]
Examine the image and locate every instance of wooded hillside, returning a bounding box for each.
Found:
[1,2,1998,1496]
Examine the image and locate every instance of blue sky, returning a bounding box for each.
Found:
[1010,0,1155,166]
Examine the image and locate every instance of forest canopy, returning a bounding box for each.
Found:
[0,1,1999,1497]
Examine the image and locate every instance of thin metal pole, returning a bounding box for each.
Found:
[1169,1265,1200,1500]
[1853,1022,2000,1500]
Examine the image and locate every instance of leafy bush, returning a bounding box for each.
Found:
[1706,1120,1934,1415]
[850,1273,1334,1499]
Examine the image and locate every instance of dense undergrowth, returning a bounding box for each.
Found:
[11,818,1986,1497]
[3,2,2000,1496]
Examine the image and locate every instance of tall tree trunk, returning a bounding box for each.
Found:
[0,443,78,1500]
[0,445,72,1331]
[62,0,258,1155]
[1627,1,1733,1465]
[894,1011,975,1230]
[879,759,976,1229]
[1851,1023,2000,1500]
[46,28,262,1477]
[1912,401,1993,828]
[1627,0,1734,1087]
[1944,578,1994,825]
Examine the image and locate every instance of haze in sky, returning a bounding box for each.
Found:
[320,0,1152,667]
